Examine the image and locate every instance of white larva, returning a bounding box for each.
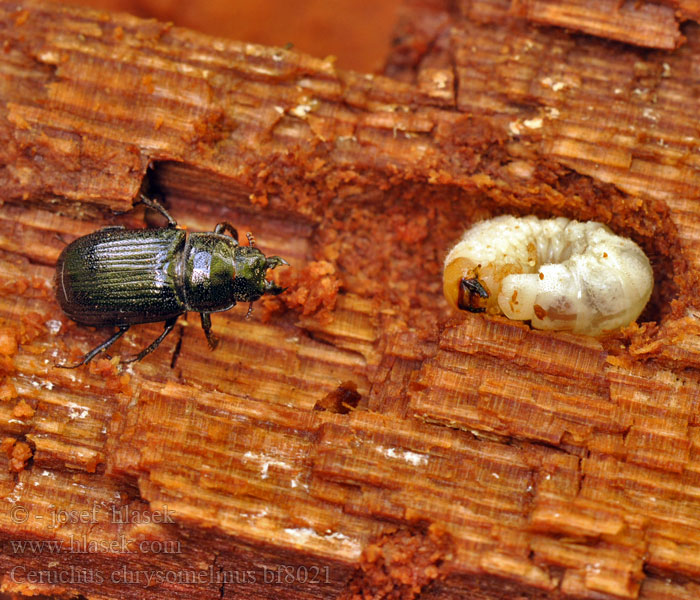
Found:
[443,215,654,335]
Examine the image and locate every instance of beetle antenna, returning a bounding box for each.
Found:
[138,193,177,227]
[246,232,256,247]
[245,302,254,319]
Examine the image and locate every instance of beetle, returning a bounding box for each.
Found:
[55,195,288,367]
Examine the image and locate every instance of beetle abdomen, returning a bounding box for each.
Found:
[56,228,186,326]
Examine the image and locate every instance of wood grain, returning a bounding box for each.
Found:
[512,0,683,49]
[1,1,700,599]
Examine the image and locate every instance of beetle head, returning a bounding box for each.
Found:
[233,246,288,301]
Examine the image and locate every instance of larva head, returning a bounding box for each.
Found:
[443,255,498,313]
[444,256,477,309]
[443,251,522,314]
[459,278,489,312]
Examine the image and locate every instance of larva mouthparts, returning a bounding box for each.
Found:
[443,215,654,335]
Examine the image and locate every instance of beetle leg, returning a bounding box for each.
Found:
[214,222,239,244]
[138,194,177,227]
[170,324,185,370]
[57,326,130,368]
[124,317,178,363]
[94,225,126,233]
[200,312,219,349]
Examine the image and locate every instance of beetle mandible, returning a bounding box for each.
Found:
[55,195,288,367]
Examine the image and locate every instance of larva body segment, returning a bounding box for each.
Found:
[443,215,654,335]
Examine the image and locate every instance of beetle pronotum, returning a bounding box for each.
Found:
[443,215,653,335]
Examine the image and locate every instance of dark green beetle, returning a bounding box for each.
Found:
[55,195,287,367]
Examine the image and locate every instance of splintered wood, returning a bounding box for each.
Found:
[511,0,683,49]
[1,0,700,599]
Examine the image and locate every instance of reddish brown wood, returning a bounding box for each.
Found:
[512,0,683,49]
[1,1,700,600]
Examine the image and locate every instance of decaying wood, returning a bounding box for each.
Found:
[1,1,700,599]
[460,0,696,49]
[511,0,683,49]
